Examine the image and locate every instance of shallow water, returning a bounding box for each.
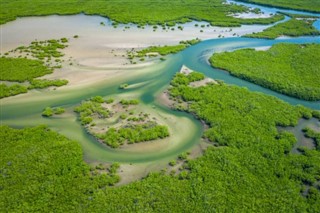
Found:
[229,0,320,17]
[278,118,320,153]
[1,1,320,164]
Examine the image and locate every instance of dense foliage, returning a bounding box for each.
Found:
[29,79,68,89]
[171,72,205,86]
[74,96,169,148]
[210,43,320,101]
[42,107,65,117]
[0,126,120,212]
[3,73,320,212]
[74,97,110,125]
[11,39,68,64]
[237,0,320,13]
[0,0,284,26]
[0,83,27,98]
[136,39,201,57]
[119,83,129,89]
[137,44,187,57]
[303,127,320,150]
[1,38,69,98]
[0,57,52,82]
[245,18,320,39]
[119,99,139,105]
[97,122,170,148]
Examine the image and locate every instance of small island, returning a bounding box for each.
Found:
[209,43,320,101]
[244,14,320,39]
[74,96,170,148]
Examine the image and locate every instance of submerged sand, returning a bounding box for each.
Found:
[0,14,283,183]
[0,14,277,90]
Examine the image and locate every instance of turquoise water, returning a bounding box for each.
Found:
[229,0,320,17]
[182,37,320,109]
[1,1,319,163]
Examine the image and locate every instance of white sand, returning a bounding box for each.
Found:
[231,12,272,19]
[0,14,275,94]
[180,65,193,75]
[179,65,217,87]
[254,46,272,51]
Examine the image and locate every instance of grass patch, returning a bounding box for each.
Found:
[97,122,169,148]
[137,44,188,57]
[0,0,284,26]
[42,107,65,117]
[119,83,129,89]
[1,38,69,98]
[236,0,320,13]
[0,58,52,82]
[303,127,320,150]
[74,96,169,148]
[209,43,320,101]
[0,125,120,212]
[29,79,68,89]
[137,39,201,57]
[128,39,202,62]
[244,17,320,39]
[0,83,28,98]
[74,97,110,125]
[12,39,67,62]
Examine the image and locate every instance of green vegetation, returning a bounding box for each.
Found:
[74,97,110,125]
[42,107,54,117]
[245,17,320,39]
[171,72,205,86]
[0,83,27,98]
[178,152,189,160]
[12,39,67,62]
[54,107,65,115]
[280,13,319,19]
[0,125,120,212]
[209,43,320,101]
[90,96,105,103]
[120,99,139,105]
[312,111,320,119]
[119,83,129,89]
[0,58,52,82]
[136,39,201,57]
[3,73,320,211]
[105,98,114,104]
[42,107,65,117]
[169,72,314,146]
[137,45,184,56]
[179,38,202,46]
[127,39,203,63]
[303,127,320,150]
[29,79,68,89]
[236,0,320,13]
[0,0,284,26]
[74,97,169,148]
[1,39,69,98]
[169,160,177,166]
[97,122,170,148]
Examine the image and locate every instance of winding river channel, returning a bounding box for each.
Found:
[1,0,319,165]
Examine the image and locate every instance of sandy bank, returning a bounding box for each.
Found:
[231,12,272,19]
[180,65,217,87]
[0,14,278,91]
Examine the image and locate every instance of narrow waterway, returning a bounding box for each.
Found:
[1,1,319,164]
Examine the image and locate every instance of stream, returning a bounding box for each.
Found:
[1,0,319,164]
